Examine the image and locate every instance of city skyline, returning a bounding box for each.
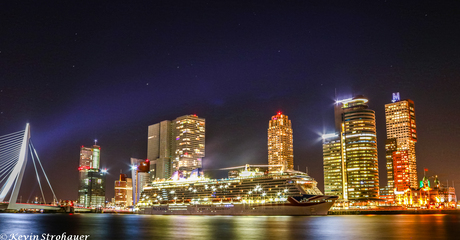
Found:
[1,1,459,201]
[1,91,457,203]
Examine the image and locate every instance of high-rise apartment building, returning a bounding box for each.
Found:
[147,114,205,179]
[172,115,205,175]
[323,96,379,200]
[78,144,106,207]
[268,112,293,172]
[385,93,417,189]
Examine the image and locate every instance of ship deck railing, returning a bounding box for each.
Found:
[144,172,313,189]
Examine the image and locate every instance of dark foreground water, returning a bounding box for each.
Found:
[1,213,460,240]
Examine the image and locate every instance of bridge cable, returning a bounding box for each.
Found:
[30,142,58,203]
[0,160,18,182]
[0,130,24,139]
[0,168,16,194]
[29,144,46,204]
[0,156,19,173]
[0,130,23,201]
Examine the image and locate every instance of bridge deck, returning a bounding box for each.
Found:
[0,202,61,210]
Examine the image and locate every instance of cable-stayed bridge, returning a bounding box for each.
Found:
[0,124,83,212]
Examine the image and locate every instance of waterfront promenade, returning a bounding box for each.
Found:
[329,209,460,215]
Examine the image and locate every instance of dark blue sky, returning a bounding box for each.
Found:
[1,1,459,201]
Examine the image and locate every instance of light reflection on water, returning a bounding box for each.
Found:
[0,213,459,240]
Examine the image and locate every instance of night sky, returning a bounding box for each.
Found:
[1,1,459,202]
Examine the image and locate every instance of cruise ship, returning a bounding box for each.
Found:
[138,165,338,215]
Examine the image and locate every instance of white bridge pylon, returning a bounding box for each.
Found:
[0,124,58,210]
[0,124,30,209]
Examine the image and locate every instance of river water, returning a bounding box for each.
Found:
[0,213,459,240]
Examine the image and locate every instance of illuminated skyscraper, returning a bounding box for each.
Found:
[79,145,100,170]
[323,127,346,198]
[172,114,205,176]
[268,112,293,172]
[323,96,379,200]
[385,93,418,189]
[323,134,347,199]
[342,96,379,200]
[147,114,205,179]
[78,144,106,207]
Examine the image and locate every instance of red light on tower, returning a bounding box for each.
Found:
[277,111,282,115]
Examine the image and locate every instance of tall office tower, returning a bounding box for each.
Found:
[78,145,106,207]
[131,158,150,205]
[148,115,205,179]
[171,114,205,177]
[385,92,418,189]
[323,96,379,200]
[323,134,347,200]
[147,120,172,180]
[268,112,294,172]
[114,174,133,207]
[341,96,379,200]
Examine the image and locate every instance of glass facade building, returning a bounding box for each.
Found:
[148,120,173,180]
[78,169,106,207]
[342,97,379,200]
[78,145,106,208]
[323,135,347,200]
[323,96,379,201]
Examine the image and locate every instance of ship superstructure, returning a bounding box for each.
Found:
[138,165,337,215]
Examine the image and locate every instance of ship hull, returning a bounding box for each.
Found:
[140,201,334,216]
